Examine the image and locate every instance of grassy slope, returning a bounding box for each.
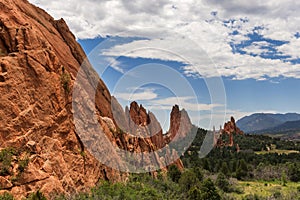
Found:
[229,181,300,199]
[255,149,300,155]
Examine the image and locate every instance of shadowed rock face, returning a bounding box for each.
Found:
[165,105,193,143]
[0,0,187,198]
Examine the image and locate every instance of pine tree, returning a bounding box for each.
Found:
[199,178,221,200]
[167,165,181,183]
[216,173,230,192]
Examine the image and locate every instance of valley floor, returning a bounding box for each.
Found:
[226,180,300,200]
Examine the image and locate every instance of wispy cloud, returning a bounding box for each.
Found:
[115,88,158,101]
[148,97,223,111]
[115,88,222,112]
[105,57,125,74]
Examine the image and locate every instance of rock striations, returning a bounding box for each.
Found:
[0,0,191,198]
[0,0,122,198]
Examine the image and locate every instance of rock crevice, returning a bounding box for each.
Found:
[0,0,190,198]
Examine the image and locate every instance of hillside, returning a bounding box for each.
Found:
[263,120,300,132]
[256,120,300,140]
[236,113,300,133]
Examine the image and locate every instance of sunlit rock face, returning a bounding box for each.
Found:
[0,0,187,198]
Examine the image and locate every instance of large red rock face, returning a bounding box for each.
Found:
[127,102,165,149]
[165,105,193,143]
[0,0,122,198]
[164,105,192,169]
[0,0,188,198]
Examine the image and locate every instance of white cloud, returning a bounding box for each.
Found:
[277,38,300,60]
[115,88,158,101]
[149,96,223,111]
[29,0,300,80]
[241,41,271,55]
[105,57,125,73]
[115,90,222,112]
[102,33,300,80]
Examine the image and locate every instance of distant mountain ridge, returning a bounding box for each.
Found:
[236,113,300,133]
[259,120,300,134]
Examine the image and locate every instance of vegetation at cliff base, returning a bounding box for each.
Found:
[1,127,300,199]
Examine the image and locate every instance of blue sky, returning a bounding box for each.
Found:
[30,0,300,130]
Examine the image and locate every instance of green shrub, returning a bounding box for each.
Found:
[26,190,47,200]
[216,173,230,193]
[0,148,16,175]
[187,186,201,200]
[60,72,71,93]
[273,191,282,199]
[199,178,221,200]
[243,194,264,200]
[53,195,67,200]
[178,170,200,192]
[281,172,287,186]
[0,193,14,200]
[80,151,86,157]
[167,165,181,183]
[192,167,203,181]
[10,176,18,183]
[18,157,29,172]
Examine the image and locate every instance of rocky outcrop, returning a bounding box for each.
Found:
[215,117,244,147]
[113,101,192,154]
[0,0,187,198]
[127,102,165,149]
[165,105,193,143]
[223,117,244,136]
[111,101,185,170]
[0,0,124,198]
[222,117,243,147]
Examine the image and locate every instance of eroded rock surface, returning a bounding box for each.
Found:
[0,0,188,198]
[215,117,244,147]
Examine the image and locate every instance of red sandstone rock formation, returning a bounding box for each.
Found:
[223,117,244,135]
[0,0,187,198]
[0,0,124,198]
[165,105,193,143]
[113,101,185,170]
[215,117,244,147]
